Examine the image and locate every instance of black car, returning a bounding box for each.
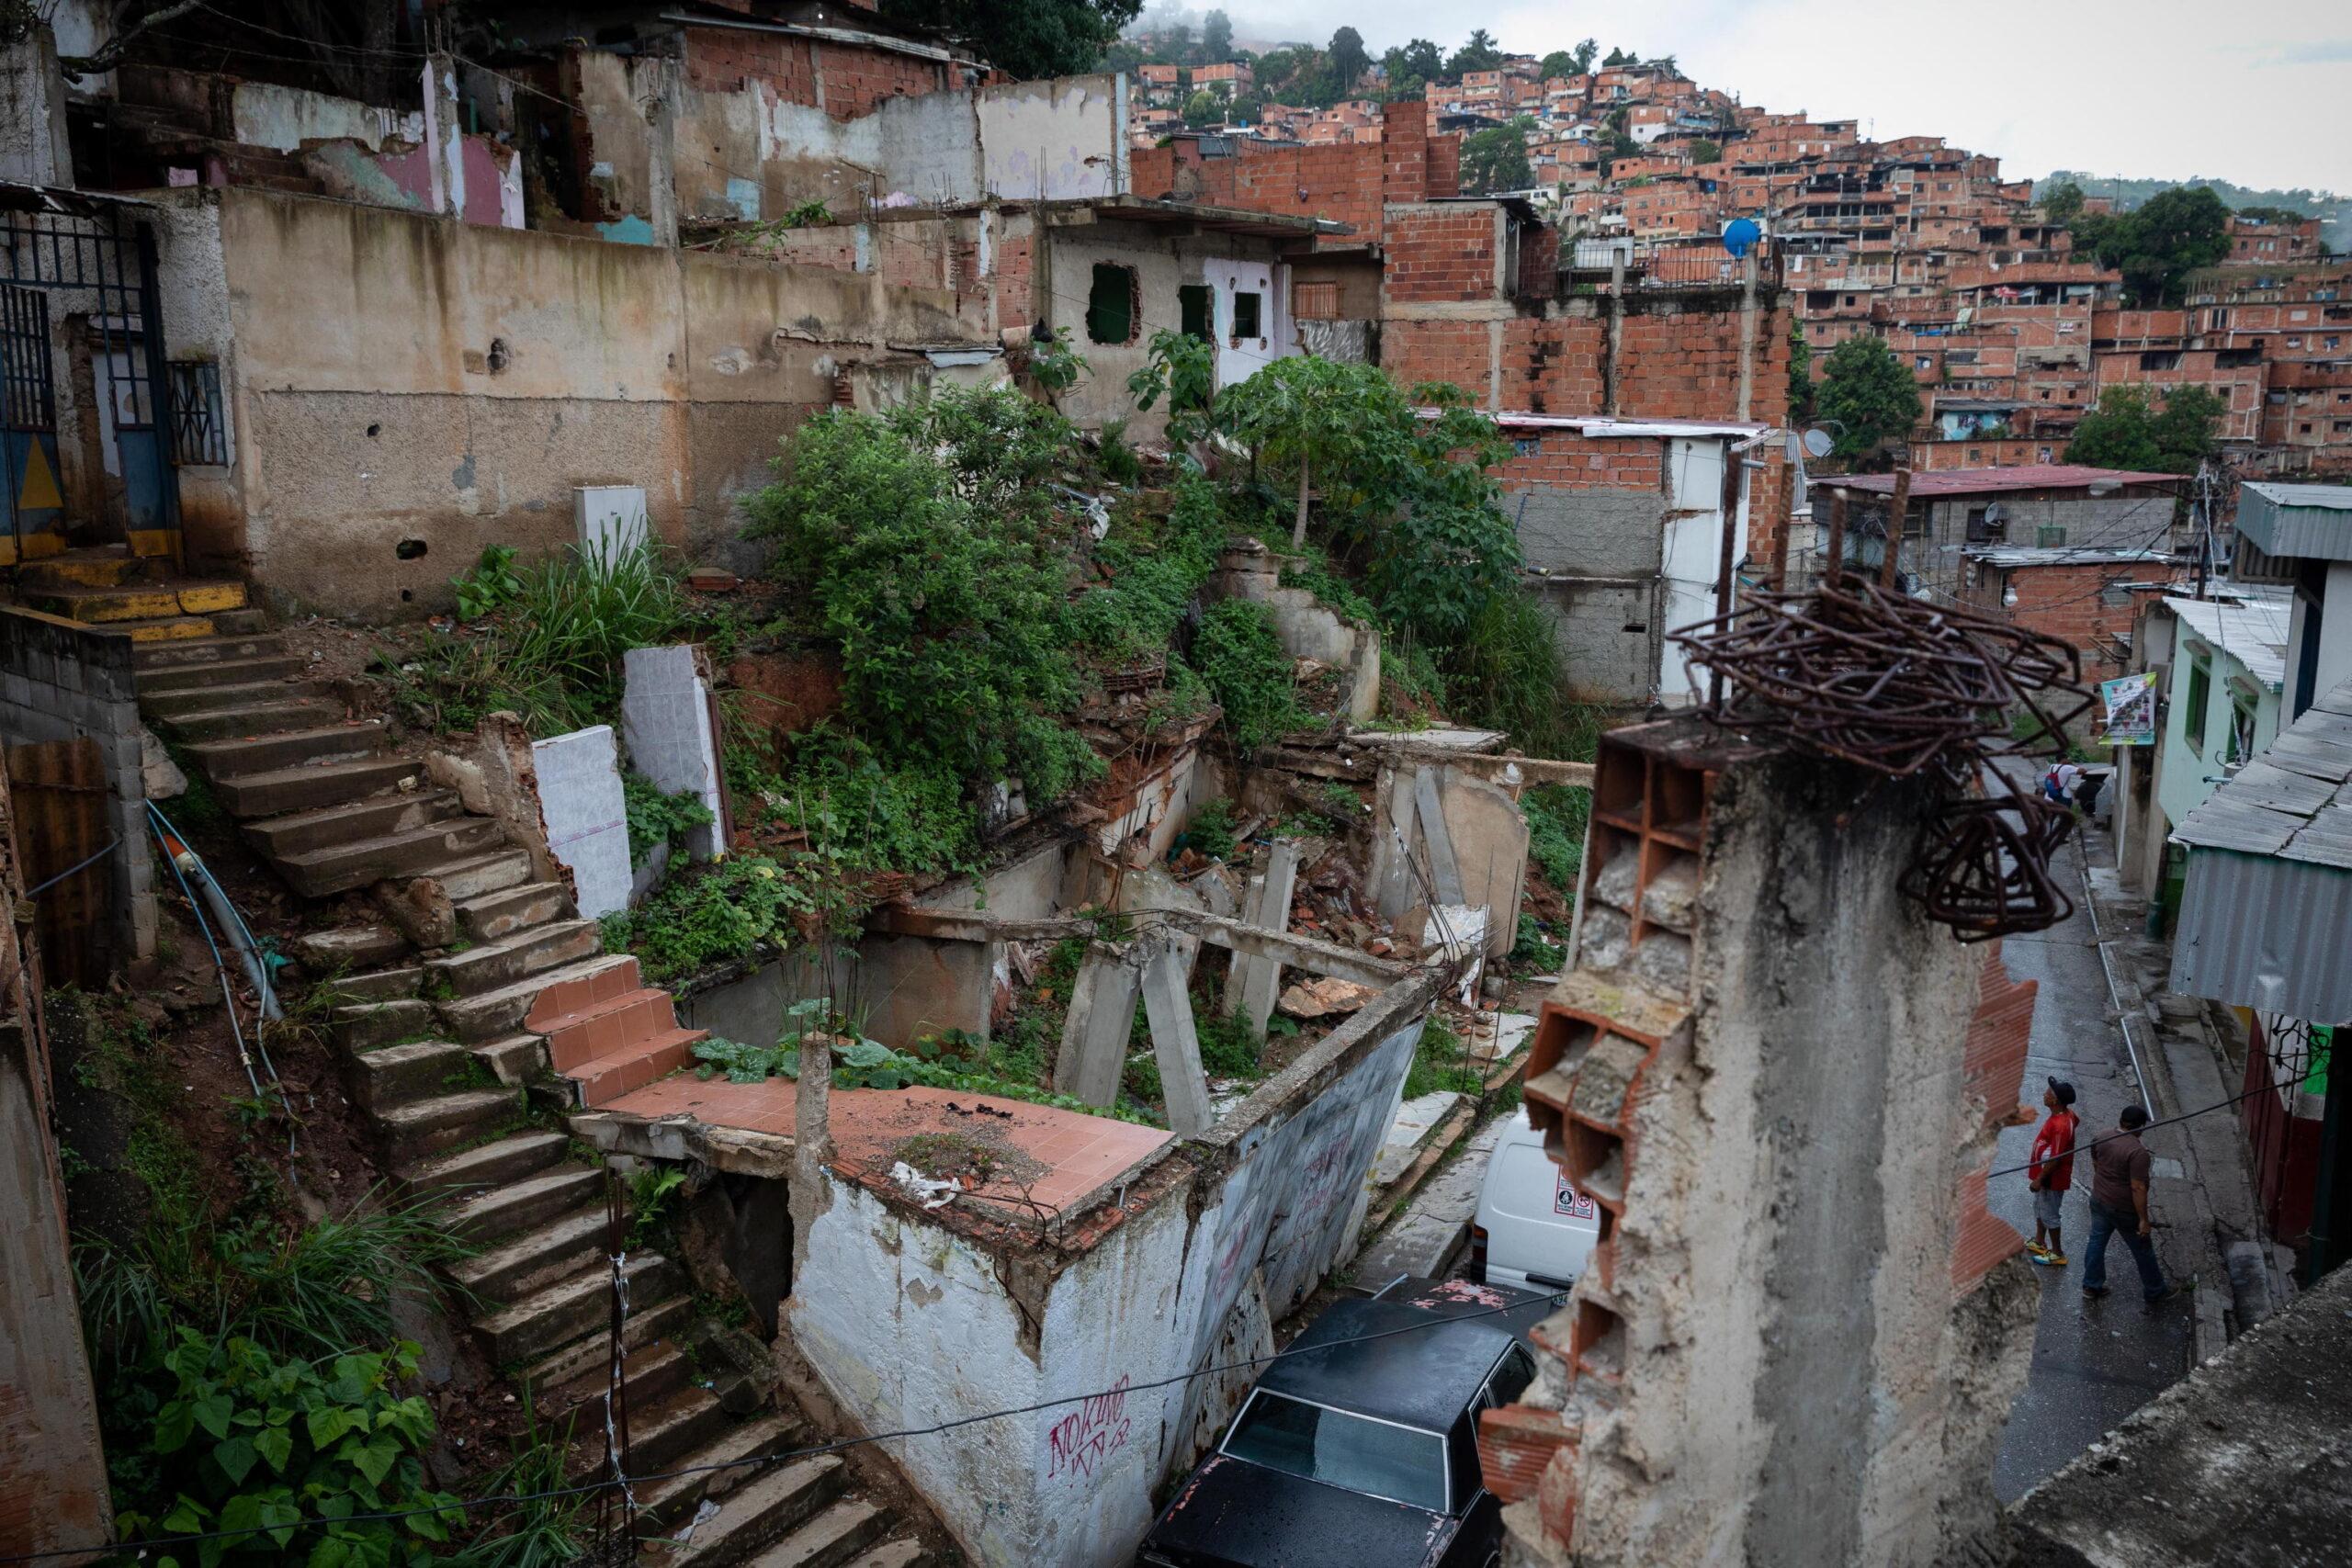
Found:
[1136,1278,1554,1568]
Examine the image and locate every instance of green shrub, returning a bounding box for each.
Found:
[1196,1010,1264,1077]
[1182,796,1238,861]
[1067,473,1228,662]
[623,773,716,870]
[108,1334,462,1566]
[1523,783,1590,893]
[1402,1019,1481,1100]
[603,854,815,982]
[774,732,978,876]
[1193,599,1309,752]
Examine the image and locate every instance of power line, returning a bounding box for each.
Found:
[0,1284,1570,1563]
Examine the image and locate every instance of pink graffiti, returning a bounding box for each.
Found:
[1046,1375,1133,1482]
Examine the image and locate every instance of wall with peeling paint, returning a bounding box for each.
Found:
[171,186,985,615]
[786,980,1430,1567]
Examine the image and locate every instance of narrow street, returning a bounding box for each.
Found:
[1989,816,2193,1501]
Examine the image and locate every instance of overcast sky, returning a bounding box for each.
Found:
[1186,1,2349,196]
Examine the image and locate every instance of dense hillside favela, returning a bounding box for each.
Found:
[1114,17,2352,479]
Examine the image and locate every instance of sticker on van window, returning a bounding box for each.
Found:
[1555,1174,1597,1220]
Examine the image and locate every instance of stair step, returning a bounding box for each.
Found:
[744,1499,888,1568]
[276,817,508,897]
[245,790,464,859]
[477,1252,680,1366]
[520,1293,694,1397]
[447,1164,606,1247]
[292,921,410,975]
[545,990,684,1073]
[634,1412,806,1532]
[213,755,427,818]
[374,1086,522,1163]
[186,720,390,780]
[318,964,421,1004]
[107,613,222,643]
[333,997,434,1052]
[399,1128,570,1195]
[475,1032,547,1085]
[141,677,334,719]
[134,632,289,670]
[351,1039,473,1111]
[667,1455,849,1565]
[583,1387,729,1483]
[458,880,572,943]
[423,848,537,903]
[450,1202,607,1303]
[841,1542,924,1568]
[136,653,309,694]
[544,1340,693,1426]
[430,919,603,998]
[29,580,246,622]
[159,696,348,744]
[21,547,162,591]
[574,1025,707,1109]
[444,953,640,1043]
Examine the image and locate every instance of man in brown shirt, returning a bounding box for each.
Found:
[2082,1103,2177,1304]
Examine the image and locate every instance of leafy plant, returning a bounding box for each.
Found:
[602,854,817,982]
[1192,600,1310,751]
[1095,417,1145,487]
[458,1404,591,1568]
[1065,472,1229,663]
[1182,796,1238,861]
[1196,1010,1263,1077]
[1402,1019,1481,1100]
[623,772,716,870]
[627,1167,687,1252]
[452,544,523,620]
[1126,328,1220,446]
[781,197,834,227]
[1523,783,1590,895]
[1024,325,1091,393]
[110,1334,462,1568]
[1511,913,1565,968]
[1815,335,1924,462]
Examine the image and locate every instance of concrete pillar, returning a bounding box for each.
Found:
[1230,843,1300,1038]
[0,25,74,187]
[1736,245,1759,422]
[421,53,464,218]
[1052,942,1138,1110]
[1218,874,1267,1018]
[1140,935,1213,1137]
[789,1034,832,1285]
[1413,766,1466,906]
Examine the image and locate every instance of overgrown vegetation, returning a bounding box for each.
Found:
[1402,1019,1481,1100]
[623,773,715,869]
[601,852,818,982]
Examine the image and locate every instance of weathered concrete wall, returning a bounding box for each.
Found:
[788,975,1434,1567]
[184,186,984,615]
[230,79,423,152]
[0,610,156,964]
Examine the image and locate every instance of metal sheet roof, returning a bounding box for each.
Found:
[2163,593,2291,692]
[2238,481,2352,563]
[1827,464,2177,499]
[2170,677,2352,1021]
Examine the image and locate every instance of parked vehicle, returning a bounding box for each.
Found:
[1468,1110,1601,1292]
[1136,1277,1552,1568]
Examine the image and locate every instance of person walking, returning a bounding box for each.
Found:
[2082,1103,2179,1305]
[2026,1077,2079,1266]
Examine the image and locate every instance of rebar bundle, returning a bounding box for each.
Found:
[1671,575,2093,939]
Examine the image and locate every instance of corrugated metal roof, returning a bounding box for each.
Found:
[2237,481,2352,562]
[2163,593,2291,692]
[2170,677,2352,1021]
[1966,547,2167,568]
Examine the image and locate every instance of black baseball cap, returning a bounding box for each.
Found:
[2047,1077,2076,1106]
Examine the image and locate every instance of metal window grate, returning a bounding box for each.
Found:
[0,286,55,433]
[167,360,226,466]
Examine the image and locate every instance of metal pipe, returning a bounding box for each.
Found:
[150,803,280,1021]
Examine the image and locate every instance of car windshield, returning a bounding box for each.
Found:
[1220,1392,1449,1512]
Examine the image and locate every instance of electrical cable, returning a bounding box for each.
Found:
[25,835,121,897]
[0,1285,1573,1563]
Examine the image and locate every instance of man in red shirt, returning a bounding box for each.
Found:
[2026,1077,2079,1267]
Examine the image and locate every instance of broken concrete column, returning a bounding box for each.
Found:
[1140,934,1214,1137]
[620,645,724,860]
[1412,766,1467,907]
[1052,942,1139,1110]
[1438,766,1532,960]
[530,723,631,919]
[1225,842,1299,1037]
[789,1035,832,1287]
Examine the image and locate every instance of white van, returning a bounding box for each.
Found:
[1469,1110,1601,1292]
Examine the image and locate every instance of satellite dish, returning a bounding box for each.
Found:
[1985,501,2008,525]
[1801,427,1835,459]
[1722,217,1761,257]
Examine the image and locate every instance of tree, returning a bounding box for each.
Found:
[1200,7,1232,62]
[2075,185,2231,306]
[1229,92,1264,125]
[1814,336,1921,461]
[1655,53,1679,75]
[1384,38,1443,98]
[1446,28,1501,79]
[1569,39,1598,73]
[1689,137,1722,164]
[1327,26,1369,95]
[2065,384,2223,475]
[1788,325,1815,421]
[1539,50,1577,80]
[885,0,1143,80]
[1182,88,1223,127]
[1602,46,1632,67]
[1460,125,1532,194]
[1219,356,1409,547]
[1160,20,1194,64]
[2039,179,2085,226]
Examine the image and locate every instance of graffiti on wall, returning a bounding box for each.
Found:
[1046,1374,1132,1483]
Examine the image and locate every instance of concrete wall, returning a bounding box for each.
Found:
[2286,559,2352,717]
[164,186,984,614]
[2152,606,2283,843]
[0,610,155,964]
[788,976,1434,1567]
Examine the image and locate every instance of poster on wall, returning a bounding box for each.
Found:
[2098,671,2157,747]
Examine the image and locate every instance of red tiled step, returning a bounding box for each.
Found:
[573,1026,709,1108]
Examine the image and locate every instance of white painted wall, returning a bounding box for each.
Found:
[978,75,1125,203]
[788,1011,1426,1567]
[1658,437,1739,705]
[231,80,424,153]
[1208,255,1289,389]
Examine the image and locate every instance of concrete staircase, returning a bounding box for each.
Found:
[24,550,930,1564]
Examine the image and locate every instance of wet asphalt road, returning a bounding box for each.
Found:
[1988,830,2193,1503]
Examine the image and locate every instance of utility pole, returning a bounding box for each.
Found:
[2193,461,2211,602]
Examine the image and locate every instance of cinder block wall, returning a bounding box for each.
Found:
[0,610,154,965]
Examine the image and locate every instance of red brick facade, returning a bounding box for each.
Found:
[684,25,944,121]
[1968,559,2143,682]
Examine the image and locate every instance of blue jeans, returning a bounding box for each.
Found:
[2083,1200,2166,1299]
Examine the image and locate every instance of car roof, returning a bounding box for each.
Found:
[1255,1297,1519,1432]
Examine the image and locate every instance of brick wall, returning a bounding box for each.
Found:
[1973,559,2138,681]
[682,26,939,120]
[1383,205,1498,304]
[817,42,945,120]
[995,231,1033,331]
[1134,139,1386,244]
[1491,430,1666,493]
[1382,99,1430,206]
[1497,317,1606,415]
[1381,319,1493,403]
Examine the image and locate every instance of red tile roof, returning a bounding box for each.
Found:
[1827,464,2179,498]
